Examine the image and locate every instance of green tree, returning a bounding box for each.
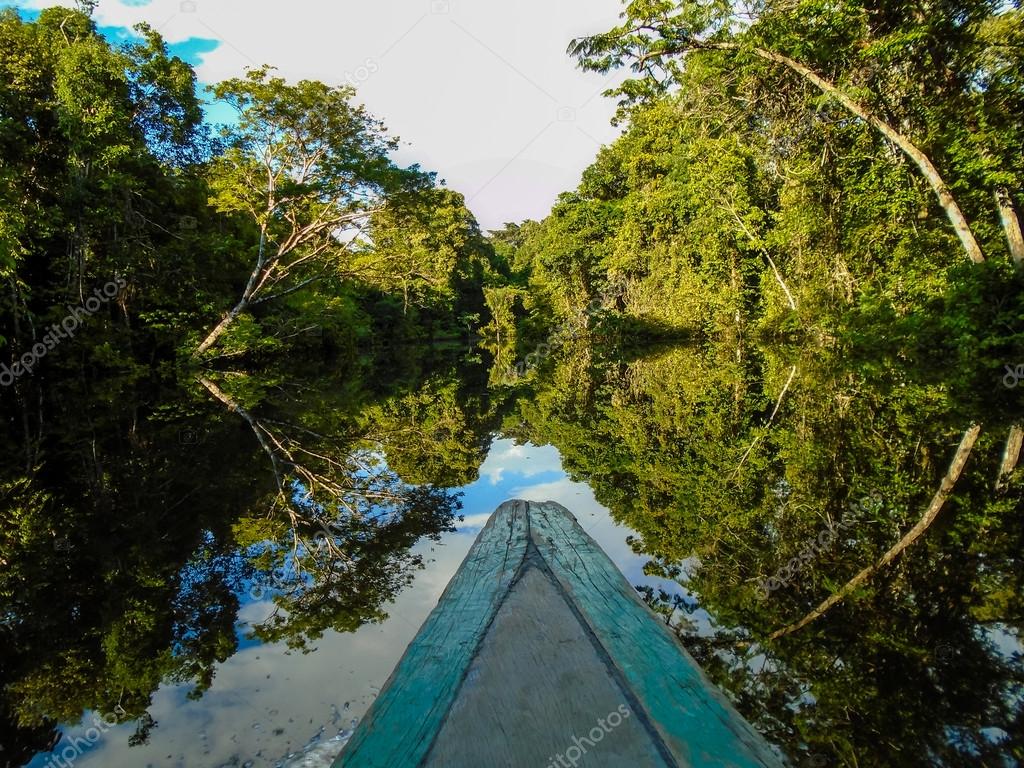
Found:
[569,0,1024,268]
[195,67,432,355]
[356,187,491,320]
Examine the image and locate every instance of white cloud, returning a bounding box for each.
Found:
[509,476,593,506]
[477,438,562,484]
[15,0,625,229]
[456,510,494,530]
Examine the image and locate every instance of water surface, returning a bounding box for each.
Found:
[3,341,1022,767]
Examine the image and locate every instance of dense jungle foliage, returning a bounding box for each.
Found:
[2,0,1023,766]
[486,0,1024,354]
[0,6,501,379]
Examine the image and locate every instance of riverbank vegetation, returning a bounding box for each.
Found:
[0,6,500,384]
[2,1,1023,765]
[489,0,1024,351]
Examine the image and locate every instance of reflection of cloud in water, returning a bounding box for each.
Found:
[477,439,562,485]
[66,439,687,767]
[983,624,1023,661]
[71,536,473,768]
[455,439,566,531]
[457,511,495,530]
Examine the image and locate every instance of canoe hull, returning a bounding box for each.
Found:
[335,500,784,768]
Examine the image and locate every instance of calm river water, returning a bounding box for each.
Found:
[4,341,1022,767]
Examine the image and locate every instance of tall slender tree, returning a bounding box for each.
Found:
[194,68,430,356]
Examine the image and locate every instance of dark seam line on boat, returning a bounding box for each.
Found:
[529,512,680,768]
[546,512,777,765]
[418,502,530,767]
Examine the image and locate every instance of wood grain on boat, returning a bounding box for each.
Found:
[334,500,785,768]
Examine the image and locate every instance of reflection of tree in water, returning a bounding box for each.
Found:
[360,374,496,488]
[199,374,462,649]
[0,354,490,761]
[508,339,1024,767]
[245,484,459,649]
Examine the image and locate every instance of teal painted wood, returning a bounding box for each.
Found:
[528,501,785,768]
[335,499,784,767]
[333,499,529,768]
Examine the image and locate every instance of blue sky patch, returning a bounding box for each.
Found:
[96,22,140,42]
[2,3,41,21]
[168,35,220,67]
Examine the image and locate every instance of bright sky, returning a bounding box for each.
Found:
[7,0,626,230]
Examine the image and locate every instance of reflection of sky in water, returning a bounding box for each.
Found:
[27,439,690,768]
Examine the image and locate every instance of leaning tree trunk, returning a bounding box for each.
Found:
[194,229,274,358]
[995,188,1024,268]
[697,43,987,265]
[991,190,1023,490]
[996,424,1023,492]
[193,298,249,357]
